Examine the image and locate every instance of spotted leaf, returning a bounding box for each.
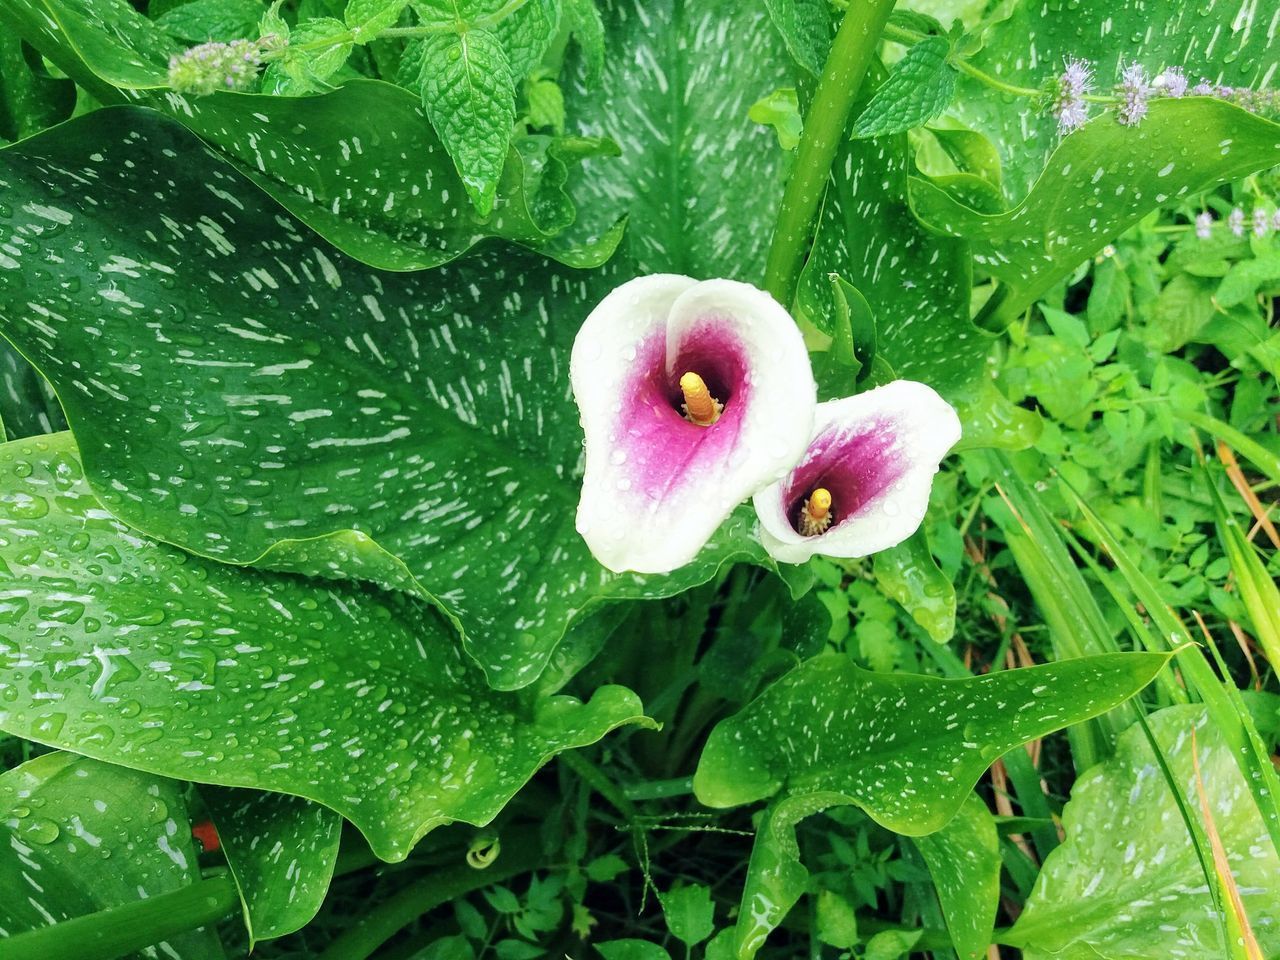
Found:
[0,109,794,689]
[0,431,649,860]
[0,751,220,955]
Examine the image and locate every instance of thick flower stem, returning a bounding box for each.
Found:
[762,0,899,310]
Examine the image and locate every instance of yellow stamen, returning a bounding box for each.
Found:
[799,488,833,537]
[679,371,722,426]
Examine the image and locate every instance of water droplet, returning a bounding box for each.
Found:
[25,818,60,844]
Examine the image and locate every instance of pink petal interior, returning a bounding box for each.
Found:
[781,419,902,534]
[617,318,752,503]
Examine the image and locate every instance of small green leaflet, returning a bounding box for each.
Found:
[155,0,264,41]
[418,28,516,217]
[761,0,831,77]
[262,16,353,95]
[345,0,407,42]
[490,0,561,78]
[852,37,957,139]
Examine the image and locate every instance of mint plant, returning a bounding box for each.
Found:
[0,0,1278,957]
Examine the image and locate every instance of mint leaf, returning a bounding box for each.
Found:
[852,36,957,138]
[417,27,515,216]
[345,0,406,42]
[762,0,832,76]
[156,0,264,41]
[491,0,560,78]
[262,17,354,94]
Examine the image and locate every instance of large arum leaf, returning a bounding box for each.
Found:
[0,0,622,270]
[692,652,1169,830]
[1007,706,1280,959]
[0,108,792,689]
[912,794,999,960]
[952,0,1280,200]
[0,751,220,956]
[796,72,993,399]
[0,342,64,441]
[0,432,648,860]
[563,0,793,282]
[202,788,341,944]
[910,100,1280,327]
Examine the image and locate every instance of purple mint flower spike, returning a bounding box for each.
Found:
[1195,212,1213,239]
[1273,209,1280,232]
[1254,207,1271,237]
[1051,57,1093,136]
[1156,66,1189,97]
[1116,63,1151,126]
[1228,207,1245,237]
[753,382,960,564]
[1193,80,1215,96]
[571,275,816,574]
[167,38,263,96]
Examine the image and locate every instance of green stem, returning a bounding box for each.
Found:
[315,830,545,960]
[762,0,899,309]
[2,874,238,960]
[622,776,695,801]
[558,750,637,819]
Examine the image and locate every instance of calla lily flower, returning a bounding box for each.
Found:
[753,380,961,564]
[571,275,816,574]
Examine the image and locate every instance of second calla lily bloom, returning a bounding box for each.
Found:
[753,380,961,564]
[571,275,816,574]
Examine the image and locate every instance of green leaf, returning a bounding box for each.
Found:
[797,72,992,398]
[344,0,406,42]
[851,37,957,139]
[0,0,620,270]
[0,432,650,860]
[872,526,956,643]
[563,0,794,281]
[659,883,715,947]
[0,342,65,441]
[864,929,922,960]
[748,87,802,151]
[0,110,787,691]
[910,101,1280,328]
[524,74,565,133]
[762,0,831,77]
[561,0,602,83]
[912,794,998,960]
[417,28,515,217]
[0,28,75,142]
[813,890,858,949]
[952,0,1280,201]
[262,16,353,94]
[692,652,1170,829]
[490,0,560,79]
[155,0,266,41]
[0,752,220,956]
[203,787,341,944]
[596,940,671,960]
[1008,706,1280,959]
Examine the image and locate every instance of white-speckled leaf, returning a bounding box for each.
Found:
[0,342,65,441]
[951,0,1280,201]
[0,111,791,691]
[912,793,999,960]
[0,432,650,860]
[0,752,220,956]
[909,99,1280,329]
[692,653,1169,831]
[417,28,515,217]
[563,0,794,282]
[1008,705,1280,959]
[796,73,992,398]
[202,787,341,945]
[0,0,622,269]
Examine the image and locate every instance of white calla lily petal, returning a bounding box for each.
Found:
[571,275,816,574]
[754,380,961,564]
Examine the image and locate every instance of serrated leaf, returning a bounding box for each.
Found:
[563,0,794,281]
[1008,706,1280,959]
[659,883,715,947]
[156,0,265,41]
[693,653,1169,828]
[0,0,620,269]
[262,16,353,94]
[912,794,999,960]
[344,0,406,42]
[490,0,559,78]
[0,752,220,956]
[762,0,831,76]
[524,74,565,133]
[418,27,515,216]
[203,787,341,944]
[0,432,650,861]
[908,100,1280,328]
[851,37,957,139]
[597,940,671,960]
[0,108,793,690]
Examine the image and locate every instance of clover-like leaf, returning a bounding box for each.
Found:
[0,752,219,955]
[909,100,1280,329]
[0,432,650,859]
[851,37,957,139]
[0,0,621,269]
[203,787,341,944]
[1008,705,1280,959]
[693,652,1169,829]
[0,110,794,691]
